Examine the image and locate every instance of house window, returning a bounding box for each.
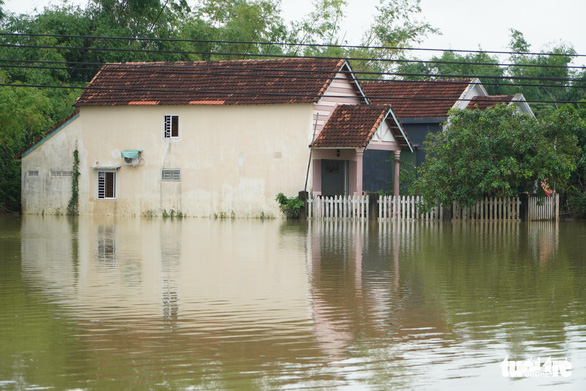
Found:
[164,115,179,138]
[162,169,181,181]
[28,170,39,177]
[98,171,116,199]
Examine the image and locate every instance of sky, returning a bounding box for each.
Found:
[4,0,586,65]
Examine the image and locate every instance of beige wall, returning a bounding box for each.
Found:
[21,114,85,215]
[22,104,316,217]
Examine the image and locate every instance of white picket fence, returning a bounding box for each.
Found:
[452,196,521,221]
[306,194,558,221]
[378,195,443,221]
[307,195,369,219]
[528,193,559,221]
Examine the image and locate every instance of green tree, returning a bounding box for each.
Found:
[289,0,348,56]
[351,0,437,75]
[413,104,580,209]
[425,51,513,95]
[508,29,576,116]
[564,103,586,216]
[195,0,288,58]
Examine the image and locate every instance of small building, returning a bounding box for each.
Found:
[362,78,533,191]
[17,58,413,217]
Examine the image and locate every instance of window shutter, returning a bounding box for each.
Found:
[98,172,116,199]
[164,115,172,138]
[98,172,106,198]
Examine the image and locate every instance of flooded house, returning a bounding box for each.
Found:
[362,79,534,176]
[16,58,413,217]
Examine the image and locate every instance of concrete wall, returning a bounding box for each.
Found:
[21,114,85,215]
[21,104,316,217]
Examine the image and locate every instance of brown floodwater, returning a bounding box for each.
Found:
[0,215,585,390]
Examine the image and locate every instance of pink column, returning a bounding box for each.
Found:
[393,150,401,197]
[355,150,364,196]
[312,159,322,195]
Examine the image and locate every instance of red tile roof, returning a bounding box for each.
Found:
[75,58,356,106]
[466,95,515,110]
[361,79,472,118]
[313,104,411,150]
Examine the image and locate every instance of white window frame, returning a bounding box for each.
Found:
[163,115,180,139]
[161,169,181,181]
[97,171,117,199]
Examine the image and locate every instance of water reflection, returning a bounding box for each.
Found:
[1,216,585,390]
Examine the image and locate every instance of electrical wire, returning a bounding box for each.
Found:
[2,42,585,74]
[1,82,583,105]
[1,32,584,60]
[1,58,584,86]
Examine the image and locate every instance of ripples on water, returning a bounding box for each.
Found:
[0,216,585,390]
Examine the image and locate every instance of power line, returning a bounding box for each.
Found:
[2,41,585,72]
[1,82,583,106]
[1,31,584,60]
[2,58,585,86]
[1,45,583,72]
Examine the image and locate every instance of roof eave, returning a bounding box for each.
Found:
[342,60,369,105]
[15,110,80,159]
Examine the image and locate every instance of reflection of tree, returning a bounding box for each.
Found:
[406,221,585,359]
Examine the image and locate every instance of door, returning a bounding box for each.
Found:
[321,160,348,196]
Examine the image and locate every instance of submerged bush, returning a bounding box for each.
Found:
[275,193,304,219]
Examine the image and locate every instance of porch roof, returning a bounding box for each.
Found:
[312,104,412,151]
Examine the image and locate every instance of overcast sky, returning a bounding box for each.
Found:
[4,0,586,65]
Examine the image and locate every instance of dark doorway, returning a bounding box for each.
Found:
[321,160,348,196]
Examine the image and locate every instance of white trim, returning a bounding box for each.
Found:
[387,109,414,153]
[316,61,367,106]
[97,170,117,199]
[511,93,535,117]
[453,78,488,111]
[163,114,181,140]
[342,60,369,104]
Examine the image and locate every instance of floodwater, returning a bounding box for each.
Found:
[0,216,585,390]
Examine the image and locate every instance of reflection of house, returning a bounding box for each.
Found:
[17,58,412,216]
[362,79,534,178]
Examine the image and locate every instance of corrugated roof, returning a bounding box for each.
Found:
[313,104,411,150]
[361,79,472,118]
[75,58,354,106]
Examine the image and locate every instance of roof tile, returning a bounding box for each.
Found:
[361,79,472,118]
[313,104,402,149]
[75,58,350,106]
[466,95,515,110]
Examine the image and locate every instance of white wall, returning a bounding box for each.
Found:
[22,104,316,217]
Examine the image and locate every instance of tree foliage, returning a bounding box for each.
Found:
[413,105,581,209]
[397,29,586,117]
[564,103,586,216]
[0,0,585,214]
